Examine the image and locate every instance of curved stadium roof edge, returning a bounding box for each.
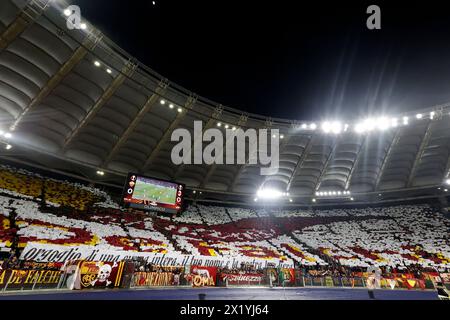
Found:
[0,0,450,201]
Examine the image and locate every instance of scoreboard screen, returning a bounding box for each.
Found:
[122,173,184,214]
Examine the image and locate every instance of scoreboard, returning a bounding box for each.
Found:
[122,173,185,214]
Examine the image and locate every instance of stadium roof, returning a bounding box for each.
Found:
[1,0,450,203]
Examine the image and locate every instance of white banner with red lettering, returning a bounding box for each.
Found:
[20,243,294,269]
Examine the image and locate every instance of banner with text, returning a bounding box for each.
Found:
[20,243,294,269]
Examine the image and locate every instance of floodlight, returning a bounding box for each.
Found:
[331,121,342,134]
[355,123,365,133]
[256,188,284,199]
[322,122,331,133]
[391,118,398,127]
[377,117,390,131]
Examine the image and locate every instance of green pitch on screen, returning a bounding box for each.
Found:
[133,182,177,205]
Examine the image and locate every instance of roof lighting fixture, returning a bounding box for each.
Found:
[4,132,12,139]
[96,171,105,176]
[217,122,222,127]
[391,118,398,127]
[280,134,285,139]
[225,124,229,129]
[289,199,293,203]
[256,188,284,200]
[80,23,87,30]
[322,122,331,133]
[94,61,101,67]
[64,8,71,16]
[331,121,342,134]
[355,123,365,133]
[177,108,183,113]
[232,127,237,131]
[445,179,450,185]
[350,197,354,201]
[416,113,423,119]
[160,100,166,105]
[403,117,409,125]
[364,118,376,131]
[301,124,308,129]
[169,104,174,109]
[312,199,316,203]
[377,117,390,131]
[310,123,317,130]
[430,111,435,120]
[106,69,112,74]
[5,144,12,150]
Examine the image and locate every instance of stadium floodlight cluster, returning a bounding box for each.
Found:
[0,129,13,150]
[291,111,437,136]
[316,190,351,197]
[254,188,290,202]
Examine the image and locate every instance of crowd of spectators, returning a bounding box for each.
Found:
[0,164,448,278]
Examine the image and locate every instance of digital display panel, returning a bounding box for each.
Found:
[122,173,184,214]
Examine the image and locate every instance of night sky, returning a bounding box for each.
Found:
[71,0,450,122]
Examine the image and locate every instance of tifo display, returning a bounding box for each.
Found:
[122,173,184,214]
[0,164,449,298]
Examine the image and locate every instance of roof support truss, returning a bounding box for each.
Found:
[63,60,137,149]
[375,129,401,191]
[0,0,52,51]
[407,121,433,187]
[173,106,223,180]
[11,31,103,131]
[345,135,367,190]
[101,79,169,166]
[140,94,198,172]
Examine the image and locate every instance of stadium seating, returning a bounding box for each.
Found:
[0,165,448,271]
[0,165,116,211]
